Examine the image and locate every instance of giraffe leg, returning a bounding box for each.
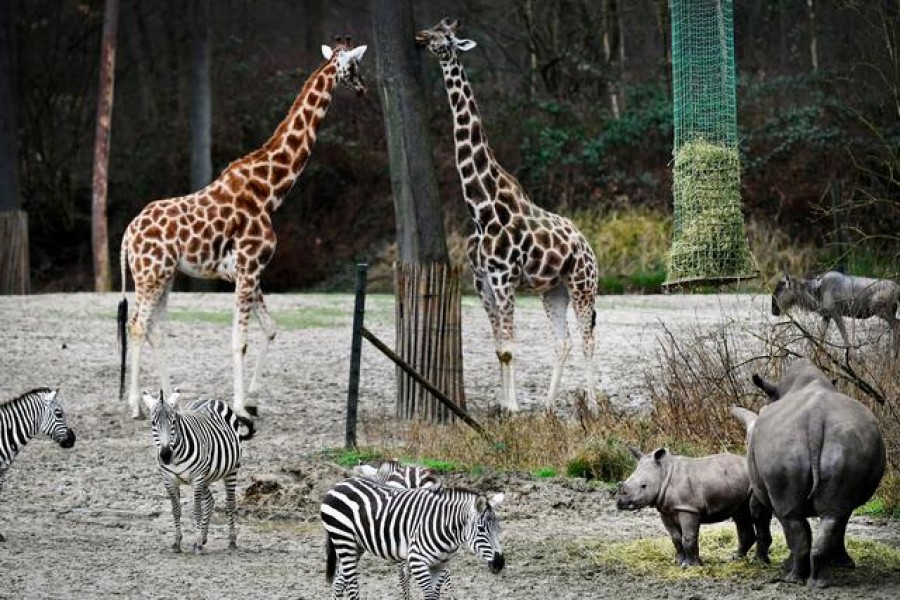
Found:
[541,286,572,410]
[232,276,256,418]
[570,288,598,409]
[246,289,277,413]
[492,282,518,412]
[127,279,172,419]
[146,281,174,400]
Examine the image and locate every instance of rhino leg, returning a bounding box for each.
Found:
[750,495,772,564]
[809,515,852,588]
[731,503,756,560]
[660,513,686,565]
[781,517,812,584]
[677,512,703,567]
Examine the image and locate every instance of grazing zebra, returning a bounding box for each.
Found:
[321,477,505,600]
[0,387,76,542]
[352,460,442,489]
[143,389,255,553]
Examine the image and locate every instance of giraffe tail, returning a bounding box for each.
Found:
[118,297,128,402]
[118,233,129,402]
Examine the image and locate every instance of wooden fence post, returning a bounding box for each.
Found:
[394,262,466,422]
[345,263,368,449]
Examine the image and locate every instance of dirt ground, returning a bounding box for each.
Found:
[1,292,898,599]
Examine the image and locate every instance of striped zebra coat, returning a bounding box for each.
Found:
[321,477,505,600]
[143,390,254,553]
[352,460,442,489]
[0,388,76,542]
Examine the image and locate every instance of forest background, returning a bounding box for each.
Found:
[5,0,899,293]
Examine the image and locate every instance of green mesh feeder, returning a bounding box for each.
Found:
[663,0,757,288]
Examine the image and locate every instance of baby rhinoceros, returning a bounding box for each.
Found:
[616,447,770,567]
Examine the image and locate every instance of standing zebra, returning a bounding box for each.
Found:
[352,460,442,489]
[321,477,505,600]
[143,389,254,553]
[0,387,76,542]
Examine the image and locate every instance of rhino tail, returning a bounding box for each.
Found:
[806,412,825,499]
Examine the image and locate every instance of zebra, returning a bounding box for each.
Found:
[0,387,76,542]
[142,389,255,553]
[321,477,505,600]
[352,460,442,489]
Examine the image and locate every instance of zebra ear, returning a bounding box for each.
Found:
[475,496,488,512]
[489,492,505,507]
[141,390,159,413]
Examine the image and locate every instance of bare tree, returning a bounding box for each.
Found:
[91,0,119,292]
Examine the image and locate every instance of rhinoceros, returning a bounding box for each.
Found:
[731,359,886,588]
[616,447,771,567]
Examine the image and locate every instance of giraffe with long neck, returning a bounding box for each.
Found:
[417,19,599,412]
[118,41,368,419]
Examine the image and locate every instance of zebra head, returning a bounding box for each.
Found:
[143,389,182,465]
[469,492,505,574]
[37,388,76,448]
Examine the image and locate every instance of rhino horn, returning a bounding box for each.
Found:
[626,444,643,461]
[751,373,779,402]
[730,406,758,433]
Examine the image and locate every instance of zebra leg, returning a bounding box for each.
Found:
[0,467,8,542]
[435,568,454,599]
[225,472,238,550]
[192,481,214,553]
[408,553,441,600]
[164,479,183,552]
[334,551,361,600]
[396,561,411,600]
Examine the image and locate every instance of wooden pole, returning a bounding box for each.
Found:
[345,263,368,449]
[361,326,487,439]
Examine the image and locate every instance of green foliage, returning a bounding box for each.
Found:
[325,448,384,468]
[534,467,557,479]
[566,436,634,482]
[420,458,461,474]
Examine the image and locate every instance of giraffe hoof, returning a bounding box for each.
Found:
[244,406,258,417]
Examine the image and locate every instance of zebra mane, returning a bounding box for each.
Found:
[0,387,54,408]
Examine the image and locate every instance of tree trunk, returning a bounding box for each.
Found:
[91,0,119,293]
[371,0,465,423]
[807,0,819,71]
[371,0,448,265]
[188,0,217,292]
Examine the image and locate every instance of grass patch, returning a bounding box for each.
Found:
[591,528,900,581]
[534,466,557,478]
[323,447,385,467]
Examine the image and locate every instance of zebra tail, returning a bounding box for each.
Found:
[118,298,128,402]
[325,536,337,584]
[236,415,256,441]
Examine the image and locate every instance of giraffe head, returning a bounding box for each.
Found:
[321,37,368,95]
[415,18,477,61]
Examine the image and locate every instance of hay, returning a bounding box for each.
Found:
[664,139,757,287]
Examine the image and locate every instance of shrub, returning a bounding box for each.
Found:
[566,436,634,482]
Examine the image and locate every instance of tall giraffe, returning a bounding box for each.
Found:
[118,41,368,419]
[417,19,599,412]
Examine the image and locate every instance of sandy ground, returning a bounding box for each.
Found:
[0,292,898,599]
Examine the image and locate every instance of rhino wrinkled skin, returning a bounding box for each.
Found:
[732,359,886,588]
[616,447,771,567]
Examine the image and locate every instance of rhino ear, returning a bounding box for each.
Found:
[751,373,779,402]
[626,444,643,461]
[652,448,667,462]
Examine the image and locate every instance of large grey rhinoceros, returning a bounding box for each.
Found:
[731,358,886,588]
[616,447,771,567]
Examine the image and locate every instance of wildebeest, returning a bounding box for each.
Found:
[616,447,770,567]
[772,270,900,356]
[731,359,886,588]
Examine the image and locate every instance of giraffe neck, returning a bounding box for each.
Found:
[227,60,338,212]
[440,56,518,228]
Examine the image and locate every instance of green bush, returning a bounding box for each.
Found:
[566,436,634,482]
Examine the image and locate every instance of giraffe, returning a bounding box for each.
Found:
[118,41,368,419]
[416,19,599,412]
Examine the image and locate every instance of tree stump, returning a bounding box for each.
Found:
[0,210,30,294]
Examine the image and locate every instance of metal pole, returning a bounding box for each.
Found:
[345,263,368,449]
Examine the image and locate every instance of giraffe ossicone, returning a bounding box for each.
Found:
[118,41,368,420]
[417,18,600,412]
